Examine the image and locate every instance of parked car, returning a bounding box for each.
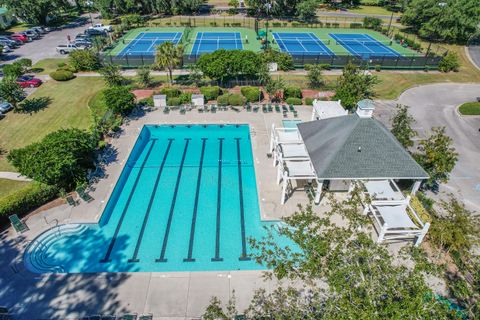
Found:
[88,23,112,32]
[73,39,92,48]
[10,33,30,43]
[0,37,19,47]
[56,43,86,54]
[84,28,107,37]
[21,30,40,39]
[1,45,13,53]
[16,75,42,88]
[0,40,17,49]
[0,100,13,113]
[31,26,48,34]
[75,33,91,41]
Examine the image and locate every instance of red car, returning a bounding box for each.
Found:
[10,34,29,43]
[16,75,42,88]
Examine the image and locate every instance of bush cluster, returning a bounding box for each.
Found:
[200,86,221,101]
[179,92,192,104]
[102,86,136,115]
[350,23,363,29]
[285,97,303,105]
[393,34,422,51]
[363,17,382,31]
[50,70,75,81]
[284,86,302,99]
[167,97,181,106]
[438,52,460,72]
[240,86,262,102]
[160,87,181,98]
[217,94,246,106]
[0,183,58,217]
[305,97,314,105]
[69,49,101,71]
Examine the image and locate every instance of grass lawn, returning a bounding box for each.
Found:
[347,5,400,16]
[0,179,32,198]
[0,77,105,172]
[32,58,69,75]
[458,102,480,115]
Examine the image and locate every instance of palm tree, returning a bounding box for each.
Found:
[155,41,184,84]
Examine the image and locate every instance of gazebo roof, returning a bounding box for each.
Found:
[297,115,429,180]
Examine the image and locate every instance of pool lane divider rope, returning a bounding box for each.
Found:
[235,138,250,261]
[184,138,207,262]
[156,138,191,263]
[100,138,158,263]
[211,138,224,262]
[128,138,174,263]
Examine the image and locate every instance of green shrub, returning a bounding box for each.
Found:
[285,97,303,105]
[240,86,262,102]
[160,87,181,98]
[200,86,221,101]
[167,97,181,106]
[138,96,154,107]
[228,93,246,106]
[0,183,58,217]
[438,52,460,72]
[375,65,381,72]
[260,49,294,71]
[57,64,77,73]
[102,86,136,115]
[363,16,382,30]
[50,70,75,81]
[57,62,67,68]
[217,94,230,106]
[69,49,100,71]
[179,92,192,104]
[305,97,314,105]
[350,23,363,29]
[284,86,302,99]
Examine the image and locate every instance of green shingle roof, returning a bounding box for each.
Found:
[297,115,429,180]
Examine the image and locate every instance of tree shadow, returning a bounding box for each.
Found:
[15,97,53,115]
[0,225,137,319]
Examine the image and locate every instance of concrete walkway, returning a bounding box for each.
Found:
[374,83,480,212]
[0,172,32,182]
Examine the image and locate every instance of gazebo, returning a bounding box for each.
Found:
[287,100,430,245]
[310,99,348,120]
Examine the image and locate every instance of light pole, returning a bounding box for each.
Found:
[425,2,447,57]
[387,0,395,36]
[264,2,272,50]
[86,1,94,26]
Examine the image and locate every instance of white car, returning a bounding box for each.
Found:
[88,23,112,32]
[0,100,13,113]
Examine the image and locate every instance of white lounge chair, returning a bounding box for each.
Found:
[273,143,310,166]
[367,203,430,247]
[363,180,407,205]
[269,123,303,153]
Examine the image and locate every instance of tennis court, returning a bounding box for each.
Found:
[119,32,183,56]
[272,32,334,56]
[191,32,243,55]
[329,33,400,59]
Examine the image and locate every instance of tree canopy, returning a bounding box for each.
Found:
[391,104,417,149]
[196,50,262,84]
[8,129,97,190]
[94,0,202,18]
[155,41,184,84]
[401,0,480,43]
[0,0,70,25]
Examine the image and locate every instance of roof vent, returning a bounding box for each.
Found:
[356,99,375,118]
[358,146,362,152]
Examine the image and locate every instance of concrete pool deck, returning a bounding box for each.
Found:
[0,105,328,319]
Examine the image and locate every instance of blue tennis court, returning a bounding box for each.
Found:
[191,32,243,55]
[272,32,334,56]
[329,33,400,59]
[119,32,182,56]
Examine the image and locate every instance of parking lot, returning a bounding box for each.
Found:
[2,15,101,64]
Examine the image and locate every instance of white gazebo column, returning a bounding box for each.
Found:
[314,180,324,204]
[411,180,422,195]
[269,123,275,152]
[281,174,289,205]
[311,105,317,121]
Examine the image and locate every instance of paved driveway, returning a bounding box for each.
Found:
[377,83,480,212]
[468,46,480,70]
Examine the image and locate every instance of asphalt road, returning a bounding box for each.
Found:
[468,46,480,70]
[377,83,480,212]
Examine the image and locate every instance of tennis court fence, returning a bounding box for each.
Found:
[100,52,443,69]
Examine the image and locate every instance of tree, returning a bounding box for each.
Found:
[155,41,184,84]
[2,63,24,79]
[414,127,458,186]
[69,49,101,71]
[7,128,97,190]
[401,0,480,43]
[1,0,71,24]
[99,64,125,87]
[305,63,325,88]
[204,193,452,318]
[102,86,136,115]
[196,50,261,84]
[265,77,285,102]
[296,0,319,21]
[332,63,378,110]
[391,104,417,148]
[137,66,152,88]
[438,51,460,72]
[228,0,239,8]
[0,78,25,110]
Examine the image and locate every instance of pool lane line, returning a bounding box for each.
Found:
[235,138,250,261]
[156,138,191,263]
[100,138,158,263]
[184,138,207,262]
[211,138,224,262]
[128,138,174,263]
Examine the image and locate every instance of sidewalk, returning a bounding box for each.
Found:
[0,171,32,182]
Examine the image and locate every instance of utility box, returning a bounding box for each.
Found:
[191,94,204,107]
[153,95,166,108]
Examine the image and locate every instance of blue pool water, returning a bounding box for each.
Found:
[119,32,182,56]
[25,125,291,273]
[191,32,243,55]
[282,120,302,129]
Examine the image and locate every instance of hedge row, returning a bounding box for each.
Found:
[217,93,246,106]
[200,86,221,101]
[285,97,303,105]
[50,70,75,81]
[284,86,302,99]
[240,86,262,103]
[0,183,59,217]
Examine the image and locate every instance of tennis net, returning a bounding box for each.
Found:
[190,38,244,45]
[335,40,393,46]
[122,38,181,45]
[274,38,331,45]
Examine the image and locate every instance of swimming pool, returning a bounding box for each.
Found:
[25,124,289,273]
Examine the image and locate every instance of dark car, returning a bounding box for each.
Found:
[16,75,43,88]
[85,28,107,37]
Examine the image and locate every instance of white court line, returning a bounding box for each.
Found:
[195,32,203,55]
[306,32,330,55]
